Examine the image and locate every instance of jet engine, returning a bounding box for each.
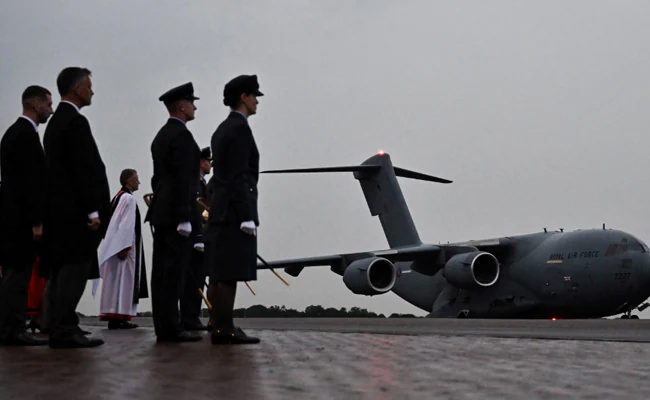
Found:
[444,251,500,289]
[343,257,397,296]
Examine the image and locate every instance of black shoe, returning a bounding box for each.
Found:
[120,321,138,329]
[1,331,49,346]
[27,320,40,334]
[49,333,104,349]
[108,321,138,330]
[26,320,50,334]
[156,331,202,343]
[183,321,208,331]
[76,326,91,335]
[211,327,260,345]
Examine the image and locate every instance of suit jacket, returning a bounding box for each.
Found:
[145,118,201,228]
[42,102,110,275]
[0,118,46,267]
[207,112,259,226]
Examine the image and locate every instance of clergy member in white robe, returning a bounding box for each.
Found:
[92,169,148,329]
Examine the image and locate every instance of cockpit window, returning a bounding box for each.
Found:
[607,237,648,255]
[605,243,627,256]
[640,240,650,253]
[628,241,644,253]
[629,237,650,253]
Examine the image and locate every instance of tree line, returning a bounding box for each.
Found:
[79,305,421,318]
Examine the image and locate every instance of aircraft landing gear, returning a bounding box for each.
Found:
[457,310,470,318]
[618,302,647,319]
[620,311,640,319]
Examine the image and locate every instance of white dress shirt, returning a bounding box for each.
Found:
[61,100,80,113]
[19,115,38,132]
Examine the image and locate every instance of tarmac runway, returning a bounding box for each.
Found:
[84,316,650,342]
[1,318,649,400]
[236,317,650,343]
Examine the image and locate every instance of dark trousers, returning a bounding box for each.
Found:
[0,263,32,338]
[180,248,205,325]
[48,260,92,338]
[40,279,51,331]
[151,225,192,337]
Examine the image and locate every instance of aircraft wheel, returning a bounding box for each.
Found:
[457,310,470,318]
[620,315,630,319]
[631,315,640,319]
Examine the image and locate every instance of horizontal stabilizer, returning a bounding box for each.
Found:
[262,152,452,248]
[394,167,452,184]
[262,165,380,174]
[262,165,452,184]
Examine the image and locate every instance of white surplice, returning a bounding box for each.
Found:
[92,192,142,316]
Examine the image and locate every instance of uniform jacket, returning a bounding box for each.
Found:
[207,112,259,226]
[145,118,201,228]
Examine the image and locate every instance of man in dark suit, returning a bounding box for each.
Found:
[42,67,110,348]
[180,147,212,331]
[0,85,53,346]
[145,82,202,343]
[204,75,264,345]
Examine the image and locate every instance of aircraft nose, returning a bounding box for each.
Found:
[642,253,650,283]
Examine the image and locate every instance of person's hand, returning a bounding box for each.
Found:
[240,221,256,236]
[117,247,131,260]
[88,217,101,231]
[177,222,192,237]
[32,224,43,241]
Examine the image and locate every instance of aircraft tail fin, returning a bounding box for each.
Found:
[262,152,452,248]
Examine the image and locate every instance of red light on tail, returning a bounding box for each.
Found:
[378,149,385,156]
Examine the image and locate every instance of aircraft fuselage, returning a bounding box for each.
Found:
[392,229,650,318]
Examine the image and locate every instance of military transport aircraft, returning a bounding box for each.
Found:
[257,152,650,319]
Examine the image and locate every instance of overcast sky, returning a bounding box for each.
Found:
[2,1,650,318]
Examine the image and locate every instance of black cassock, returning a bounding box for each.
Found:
[109,188,149,303]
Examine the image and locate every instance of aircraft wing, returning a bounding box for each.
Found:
[256,244,443,277]
[448,238,503,248]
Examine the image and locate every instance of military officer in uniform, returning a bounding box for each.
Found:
[204,75,264,345]
[180,147,212,331]
[145,82,202,343]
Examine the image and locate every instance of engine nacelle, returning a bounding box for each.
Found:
[444,251,500,289]
[343,257,396,296]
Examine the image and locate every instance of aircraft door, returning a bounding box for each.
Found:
[541,266,563,301]
[562,256,594,311]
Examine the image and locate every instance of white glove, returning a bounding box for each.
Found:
[240,220,257,236]
[193,242,205,252]
[177,221,192,237]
